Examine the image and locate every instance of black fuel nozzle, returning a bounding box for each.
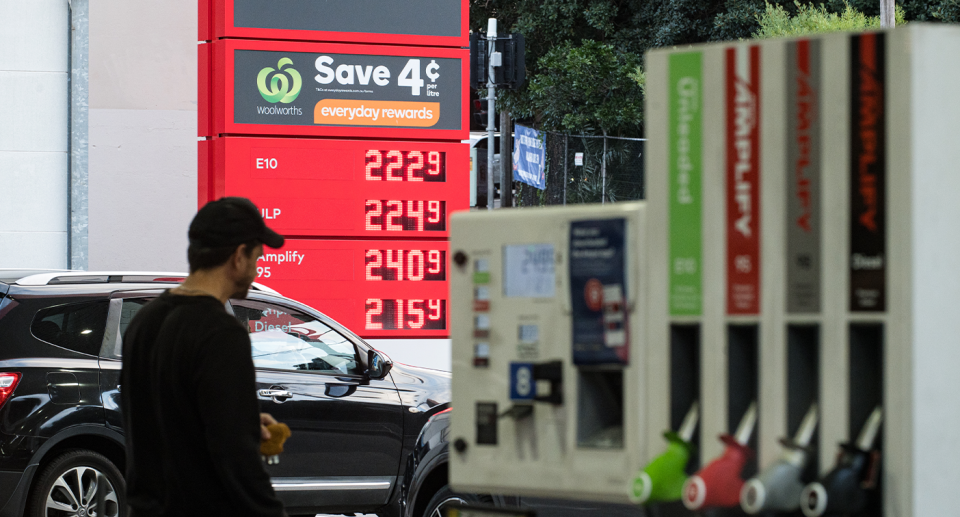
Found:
[800,406,882,516]
[740,403,819,514]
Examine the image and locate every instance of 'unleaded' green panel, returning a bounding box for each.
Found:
[668,52,703,316]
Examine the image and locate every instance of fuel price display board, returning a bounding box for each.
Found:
[200,137,468,238]
[198,0,468,339]
[200,0,467,47]
[255,240,450,337]
[199,39,468,141]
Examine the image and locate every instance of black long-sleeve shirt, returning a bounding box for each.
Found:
[120,291,285,517]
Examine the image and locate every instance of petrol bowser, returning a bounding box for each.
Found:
[449,202,649,504]
[644,24,960,517]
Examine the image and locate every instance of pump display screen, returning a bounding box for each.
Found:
[253,239,450,338]
[207,137,468,238]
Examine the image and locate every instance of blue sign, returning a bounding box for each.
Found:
[512,124,546,190]
[509,362,536,400]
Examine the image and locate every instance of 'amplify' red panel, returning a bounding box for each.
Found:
[255,239,450,338]
[201,39,468,141]
[204,0,468,48]
[209,137,469,238]
[725,45,762,315]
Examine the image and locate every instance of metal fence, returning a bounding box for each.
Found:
[514,132,646,207]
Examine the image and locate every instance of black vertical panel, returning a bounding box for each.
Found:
[849,323,883,517]
[787,325,820,480]
[849,324,883,442]
[670,324,701,473]
[727,325,759,479]
[849,33,887,312]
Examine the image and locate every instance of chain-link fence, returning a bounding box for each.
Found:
[514,132,645,207]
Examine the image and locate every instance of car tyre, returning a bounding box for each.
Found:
[421,484,490,517]
[27,449,125,517]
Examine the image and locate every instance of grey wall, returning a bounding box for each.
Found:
[0,0,69,269]
[88,0,197,271]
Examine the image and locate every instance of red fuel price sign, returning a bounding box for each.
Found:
[254,239,450,338]
[200,137,469,238]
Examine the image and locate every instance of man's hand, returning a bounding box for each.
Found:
[260,413,278,441]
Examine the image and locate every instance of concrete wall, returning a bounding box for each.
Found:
[0,0,69,269]
[88,0,197,272]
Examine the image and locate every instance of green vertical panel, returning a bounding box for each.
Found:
[668,52,703,316]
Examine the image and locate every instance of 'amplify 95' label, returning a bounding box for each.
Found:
[726,45,761,315]
[786,40,822,313]
[234,49,462,131]
[668,52,703,316]
[849,33,886,312]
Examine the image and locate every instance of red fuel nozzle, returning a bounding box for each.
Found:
[682,401,757,511]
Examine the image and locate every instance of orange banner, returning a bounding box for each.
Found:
[313,100,440,127]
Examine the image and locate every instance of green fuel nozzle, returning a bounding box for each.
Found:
[629,401,699,504]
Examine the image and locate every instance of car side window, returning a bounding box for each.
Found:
[231,300,361,375]
[119,298,153,341]
[31,300,109,356]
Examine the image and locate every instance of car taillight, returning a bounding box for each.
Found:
[0,373,21,408]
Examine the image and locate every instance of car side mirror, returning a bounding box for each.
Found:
[366,349,393,380]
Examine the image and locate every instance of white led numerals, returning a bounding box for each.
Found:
[398,59,424,96]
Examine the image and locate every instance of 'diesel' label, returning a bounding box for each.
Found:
[849,33,886,312]
[786,39,822,313]
[726,45,761,315]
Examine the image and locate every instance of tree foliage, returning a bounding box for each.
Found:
[755,1,906,37]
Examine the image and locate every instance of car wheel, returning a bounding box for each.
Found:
[421,484,490,517]
[27,449,125,517]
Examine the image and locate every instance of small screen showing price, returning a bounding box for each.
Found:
[365,299,446,330]
[365,250,446,281]
[365,200,445,232]
[365,150,446,182]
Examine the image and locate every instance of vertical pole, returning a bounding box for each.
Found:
[486,19,497,210]
[501,110,513,208]
[601,131,607,204]
[880,0,895,28]
[70,0,89,270]
[563,134,568,205]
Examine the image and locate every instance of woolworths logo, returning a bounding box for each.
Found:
[257,58,302,104]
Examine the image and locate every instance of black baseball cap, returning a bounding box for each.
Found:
[189,197,284,249]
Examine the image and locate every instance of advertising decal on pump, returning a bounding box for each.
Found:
[786,39,822,314]
[668,52,704,316]
[726,45,761,315]
[849,33,886,312]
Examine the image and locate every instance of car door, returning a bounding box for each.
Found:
[98,291,163,430]
[231,298,404,510]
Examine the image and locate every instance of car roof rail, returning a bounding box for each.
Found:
[12,271,281,295]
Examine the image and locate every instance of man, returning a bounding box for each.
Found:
[121,197,287,517]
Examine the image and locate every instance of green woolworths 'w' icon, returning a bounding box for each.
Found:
[257,58,302,104]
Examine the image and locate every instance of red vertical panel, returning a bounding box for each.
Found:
[198,0,211,42]
[197,139,209,208]
[726,46,762,315]
[198,43,212,137]
[212,41,225,137]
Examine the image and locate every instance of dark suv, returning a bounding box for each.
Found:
[0,270,451,517]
